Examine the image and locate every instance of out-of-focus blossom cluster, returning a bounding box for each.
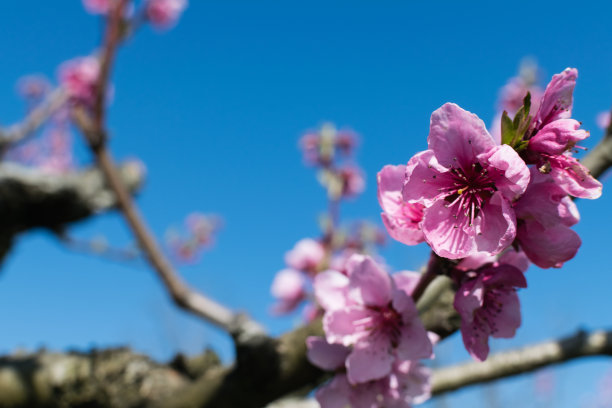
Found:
[300,123,364,200]
[82,0,187,30]
[165,213,222,264]
[5,73,77,173]
[271,123,385,320]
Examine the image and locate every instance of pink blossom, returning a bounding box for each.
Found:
[315,361,431,408]
[377,164,425,246]
[270,269,307,314]
[299,124,358,166]
[402,103,530,259]
[597,111,611,130]
[339,166,365,198]
[525,68,602,199]
[299,132,322,165]
[306,336,351,371]
[146,0,187,29]
[314,269,351,311]
[498,77,542,115]
[456,248,530,275]
[16,75,50,102]
[329,249,358,275]
[454,264,527,361]
[57,57,100,106]
[82,0,110,14]
[321,255,431,383]
[284,238,325,273]
[515,169,581,268]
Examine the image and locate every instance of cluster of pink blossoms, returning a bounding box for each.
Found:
[377,67,601,362]
[165,213,222,264]
[83,0,187,29]
[308,255,434,408]
[300,123,364,200]
[271,124,386,322]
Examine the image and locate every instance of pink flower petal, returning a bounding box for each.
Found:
[428,103,496,168]
[346,336,395,384]
[306,336,350,371]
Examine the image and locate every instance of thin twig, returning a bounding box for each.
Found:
[73,1,264,338]
[92,0,127,133]
[0,88,68,153]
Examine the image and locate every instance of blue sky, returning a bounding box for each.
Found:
[0,1,611,407]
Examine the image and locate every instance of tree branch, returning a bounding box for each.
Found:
[0,88,68,153]
[431,328,612,396]
[581,107,612,180]
[0,161,144,262]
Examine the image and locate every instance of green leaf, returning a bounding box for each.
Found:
[500,111,516,146]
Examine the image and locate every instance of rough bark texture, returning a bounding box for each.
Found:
[0,160,144,262]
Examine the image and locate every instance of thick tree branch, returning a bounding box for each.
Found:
[0,161,144,262]
[0,328,607,407]
[431,329,612,396]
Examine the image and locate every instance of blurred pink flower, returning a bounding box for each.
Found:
[57,57,100,106]
[597,111,611,130]
[82,0,110,14]
[270,269,307,315]
[284,238,325,273]
[146,0,187,29]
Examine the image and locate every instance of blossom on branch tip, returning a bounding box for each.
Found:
[284,238,325,273]
[524,68,602,199]
[146,0,188,29]
[454,264,527,361]
[270,269,307,315]
[57,57,100,106]
[82,0,110,14]
[402,103,530,259]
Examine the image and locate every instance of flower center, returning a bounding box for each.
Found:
[399,202,424,225]
[441,162,497,226]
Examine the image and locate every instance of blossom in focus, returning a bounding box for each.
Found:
[377,164,425,246]
[514,168,581,268]
[402,103,530,259]
[146,0,188,29]
[270,269,307,314]
[82,0,110,14]
[525,68,602,199]
[454,264,527,361]
[57,57,100,106]
[320,255,431,383]
[284,238,325,273]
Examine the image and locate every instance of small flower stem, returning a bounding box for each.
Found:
[412,252,445,303]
